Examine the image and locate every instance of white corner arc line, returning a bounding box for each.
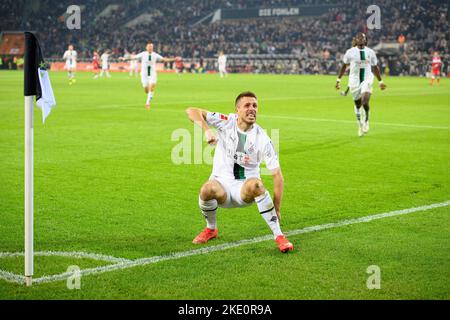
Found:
[0,270,25,284]
[1,200,449,285]
[0,251,132,263]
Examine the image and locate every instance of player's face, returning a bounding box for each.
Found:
[146,43,153,52]
[354,34,366,47]
[236,97,258,124]
[68,45,73,50]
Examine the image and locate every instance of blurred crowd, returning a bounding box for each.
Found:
[0,0,448,75]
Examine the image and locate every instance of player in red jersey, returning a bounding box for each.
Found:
[430,52,442,86]
[92,50,100,79]
[175,57,184,74]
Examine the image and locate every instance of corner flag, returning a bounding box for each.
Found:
[23,32,56,286]
[24,32,56,123]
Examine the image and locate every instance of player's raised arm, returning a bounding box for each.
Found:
[161,56,181,63]
[121,52,142,61]
[121,56,137,61]
[185,107,217,145]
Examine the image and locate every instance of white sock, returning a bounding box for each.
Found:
[255,191,283,239]
[146,92,153,105]
[354,105,362,127]
[199,197,217,229]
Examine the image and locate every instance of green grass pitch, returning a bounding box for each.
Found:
[0,70,449,299]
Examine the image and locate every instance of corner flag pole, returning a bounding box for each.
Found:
[24,32,36,287]
[24,95,34,287]
[23,31,56,287]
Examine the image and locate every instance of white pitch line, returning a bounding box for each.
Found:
[89,104,450,130]
[0,270,25,284]
[0,88,449,110]
[257,114,450,130]
[0,251,132,264]
[1,200,447,285]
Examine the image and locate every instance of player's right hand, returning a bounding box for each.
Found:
[205,129,217,145]
[380,82,387,90]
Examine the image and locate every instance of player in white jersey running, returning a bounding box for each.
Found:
[218,51,228,78]
[121,42,179,110]
[185,91,294,253]
[336,33,387,136]
[63,44,77,85]
[99,50,112,78]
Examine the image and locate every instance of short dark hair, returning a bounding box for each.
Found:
[235,91,257,106]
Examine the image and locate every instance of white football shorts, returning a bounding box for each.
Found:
[211,176,253,209]
[65,61,76,71]
[350,80,373,101]
[141,73,157,87]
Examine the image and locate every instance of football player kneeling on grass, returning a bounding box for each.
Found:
[185,91,294,253]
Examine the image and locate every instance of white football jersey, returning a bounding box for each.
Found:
[343,46,377,87]
[101,53,109,66]
[218,55,227,67]
[206,112,279,180]
[135,51,163,77]
[63,50,77,65]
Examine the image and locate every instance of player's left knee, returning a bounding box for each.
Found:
[362,97,370,107]
[246,178,266,198]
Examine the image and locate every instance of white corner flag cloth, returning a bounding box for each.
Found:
[36,67,56,123]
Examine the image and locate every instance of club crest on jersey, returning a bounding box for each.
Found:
[235,152,251,165]
[220,114,228,121]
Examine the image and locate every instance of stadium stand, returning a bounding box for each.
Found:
[0,0,448,75]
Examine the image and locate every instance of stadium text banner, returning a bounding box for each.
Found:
[220,5,338,20]
[258,8,299,17]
